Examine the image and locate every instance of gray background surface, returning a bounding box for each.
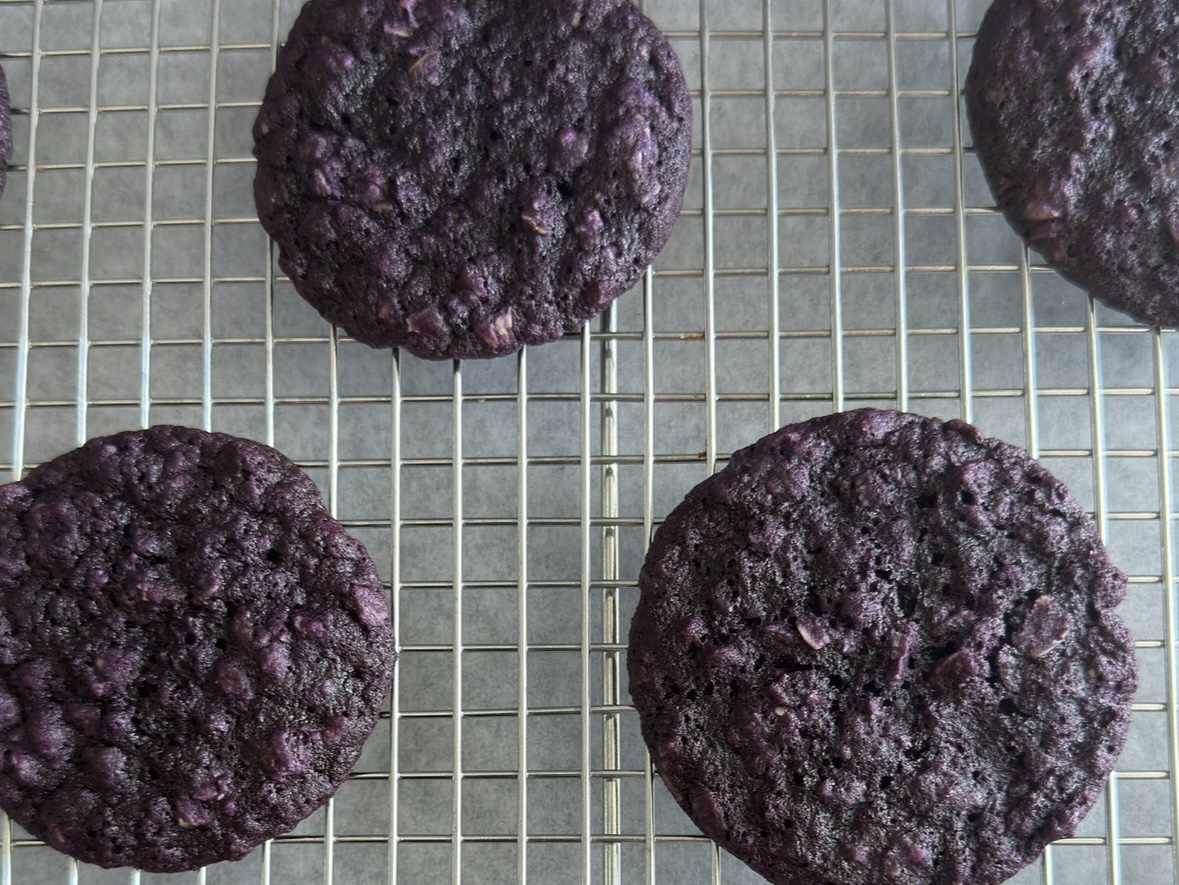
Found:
[0,0,1174,882]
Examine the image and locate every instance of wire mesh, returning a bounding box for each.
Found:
[0,0,1175,883]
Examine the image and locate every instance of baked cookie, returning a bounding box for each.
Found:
[967,0,1179,326]
[0,64,11,200]
[0,427,396,872]
[628,409,1136,885]
[253,0,691,359]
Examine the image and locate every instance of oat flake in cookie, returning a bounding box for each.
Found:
[253,0,691,359]
[628,409,1136,885]
[0,427,396,872]
[0,64,12,200]
[966,0,1179,327]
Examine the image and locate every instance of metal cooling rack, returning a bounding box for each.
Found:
[0,0,1175,883]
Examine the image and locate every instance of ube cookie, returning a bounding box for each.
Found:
[0,427,396,872]
[966,0,1179,327]
[628,409,1136,885]
[253,0,691,359]
[0,63,11,199]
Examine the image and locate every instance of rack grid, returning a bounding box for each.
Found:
[0,0,1174,883]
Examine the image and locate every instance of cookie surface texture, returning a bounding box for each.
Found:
[254,0,692,359]
[0,64,11,199]
[966,0,1179,326]
[0,427,396,872]
[628,409,1136,885]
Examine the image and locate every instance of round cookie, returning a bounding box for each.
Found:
[628,409,1136,885]
[0,64,12,199]
[253,0,691,359]
[0,427,396,872]
[966,0,1179,327]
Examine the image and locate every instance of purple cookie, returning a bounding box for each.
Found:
[628,409,1136,885]
[0,427,396,872]
[0,64,11,200]
[253,0,691,359]
[967,0,1179,326]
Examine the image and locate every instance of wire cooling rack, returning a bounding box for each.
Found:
[0,0,1175,883]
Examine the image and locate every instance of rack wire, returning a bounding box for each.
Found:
[0,0,1175,882]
